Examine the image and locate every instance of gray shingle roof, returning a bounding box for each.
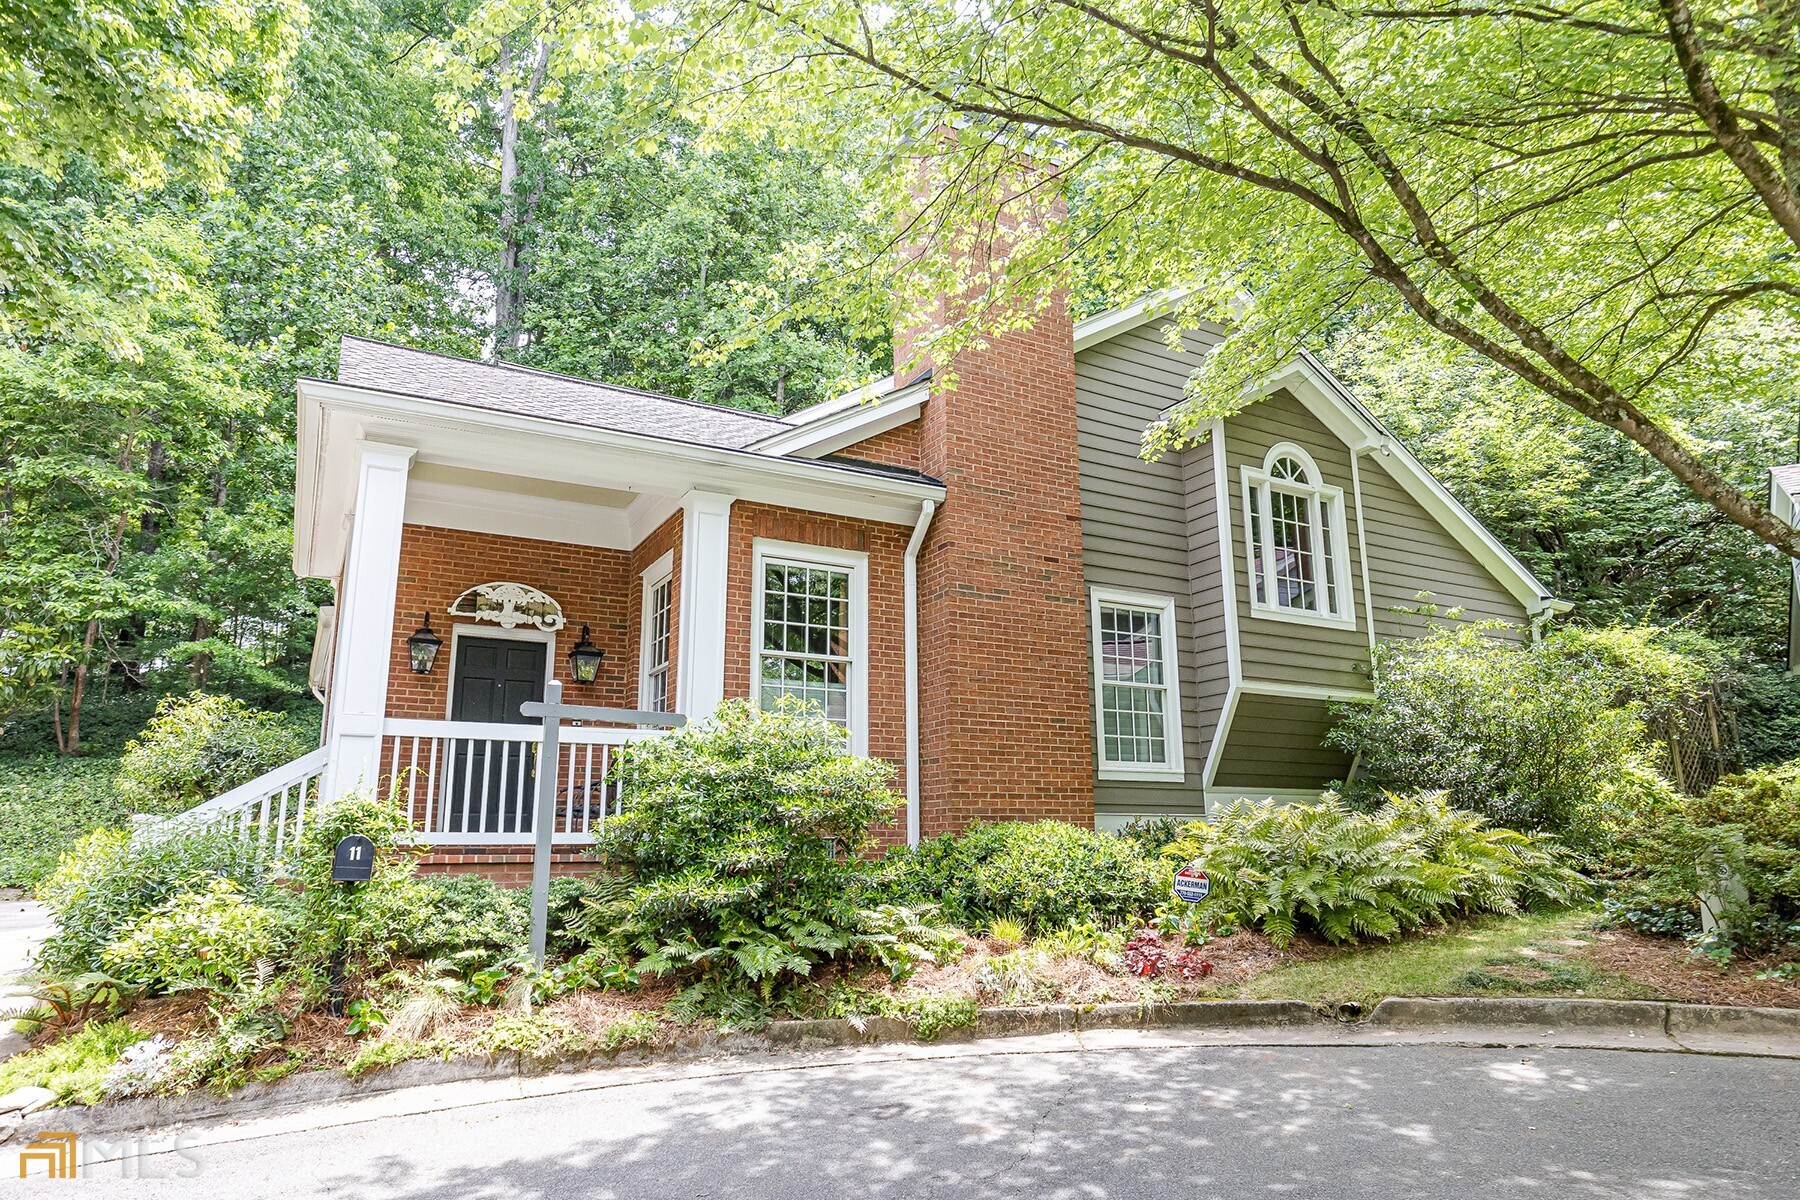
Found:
[335,337,788,450]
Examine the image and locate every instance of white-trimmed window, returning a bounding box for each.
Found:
[1241,443,1355,627]
[750,541,869,753]
[638,551,674,713]
[1089,588,1185,781]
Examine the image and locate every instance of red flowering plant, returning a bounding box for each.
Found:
[1122,930,1214,980]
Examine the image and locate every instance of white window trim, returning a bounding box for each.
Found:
[749,539,870,755]
[1240,442,1357,631]
[637,549,675,713]
[1089,586,1186,783]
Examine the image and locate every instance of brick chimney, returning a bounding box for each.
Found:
[902,151,1096,834]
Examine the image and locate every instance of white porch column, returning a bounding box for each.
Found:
[675,490,734,722]
[323,441,416,802]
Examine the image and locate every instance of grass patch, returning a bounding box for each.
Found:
[1232,908,1659,1009]
[0,755,128,889]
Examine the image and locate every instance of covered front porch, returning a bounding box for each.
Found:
[268,350,942,866]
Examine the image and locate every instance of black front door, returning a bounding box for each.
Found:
[446,636,546,834]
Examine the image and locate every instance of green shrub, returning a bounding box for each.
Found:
[1328,623,1693,845]
[581,699,899,1018]
[1604,760,1800,954]
[1115,815,1186,859]
[1164,794,1589,947]
[0,755,129,888]
[102,877,281,994]
[398,875,591,959]
[114,693,313,814]
[882,820,1165,932]
[36,824,270,976]
[289,791,428,971]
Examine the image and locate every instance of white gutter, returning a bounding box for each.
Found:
[903,498,937,847]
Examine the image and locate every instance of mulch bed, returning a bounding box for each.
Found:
[1576,930,1800,1009]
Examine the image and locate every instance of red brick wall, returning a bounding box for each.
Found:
[911,304,1096,834]
[386,523,638,874]
[722,501,912,845]
[416,847,599,884]
[838,419,922,473]
[386,523,636,718]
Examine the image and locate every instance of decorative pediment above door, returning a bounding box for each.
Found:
[448,582,566,631]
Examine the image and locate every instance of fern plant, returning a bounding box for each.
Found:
[1162,793,1587,947]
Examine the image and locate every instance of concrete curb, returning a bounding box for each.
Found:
[17,996,1797,1138]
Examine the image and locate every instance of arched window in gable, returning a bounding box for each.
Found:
[1241,443,1355,625]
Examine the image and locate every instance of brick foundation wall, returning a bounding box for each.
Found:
[723,501,912,846]
[416,846,601,883]
[912,305,1096,834]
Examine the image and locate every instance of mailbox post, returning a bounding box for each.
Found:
[519,685,685,965]
[326,834,376,1015]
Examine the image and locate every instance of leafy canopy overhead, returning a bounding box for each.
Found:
[639,0,1800,554]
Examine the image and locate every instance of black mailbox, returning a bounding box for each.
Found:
[331,834,376,882]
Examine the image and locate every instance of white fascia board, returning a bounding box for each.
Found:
[750,378,929,458]
[1259,355,1562,617]
[292,378,945,579]
[1072,287,1199,353]
[776,374,898,426]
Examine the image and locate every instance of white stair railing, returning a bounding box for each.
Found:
[157,745,331,857]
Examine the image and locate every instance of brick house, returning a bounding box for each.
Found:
[204,286,1561,880]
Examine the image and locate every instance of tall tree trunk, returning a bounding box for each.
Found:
[493,38,552,356]
[64,618,100,755]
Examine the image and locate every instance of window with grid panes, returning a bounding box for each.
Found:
[643,576,672,711]
[1243,445,1353,624]
[1095,601,1174,767]
[757,559,853,727]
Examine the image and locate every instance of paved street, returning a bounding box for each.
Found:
[61,1040,1799,1198]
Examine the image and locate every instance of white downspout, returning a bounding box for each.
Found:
[904,499,937,848]
[1349,445,1380,659]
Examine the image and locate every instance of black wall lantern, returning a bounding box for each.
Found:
[406,613,443,674]
[567,625,605,684]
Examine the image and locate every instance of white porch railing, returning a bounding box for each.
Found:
[380,718,667,845]
[157,745,331,856]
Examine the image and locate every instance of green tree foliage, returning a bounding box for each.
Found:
[516,119,889,410]
[0,0,302,345]
[1325,319,1800,657]
[0,217,275,750]
[1164,794,1589,946]
[651,0,1800,556]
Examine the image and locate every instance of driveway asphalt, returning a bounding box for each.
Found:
[53,1039,1799,1198]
